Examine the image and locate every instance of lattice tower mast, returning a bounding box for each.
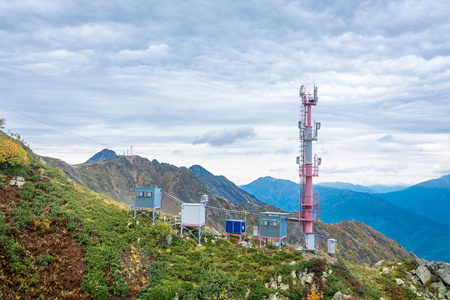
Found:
[297,85,321,234]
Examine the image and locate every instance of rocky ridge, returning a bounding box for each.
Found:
[377,258,450,300]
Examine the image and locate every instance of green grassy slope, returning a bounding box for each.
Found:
[0,133,428,299]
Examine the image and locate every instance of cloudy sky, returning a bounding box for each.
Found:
[1,0,450,186]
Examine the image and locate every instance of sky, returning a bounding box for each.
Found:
[1,0,450,186]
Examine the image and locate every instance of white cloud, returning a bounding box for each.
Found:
[193,127,256,146]
[1,0,450,186]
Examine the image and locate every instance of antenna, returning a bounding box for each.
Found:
[298,84,321,249]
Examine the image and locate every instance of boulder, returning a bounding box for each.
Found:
[381,267,390,275]
[305,273,314,284]
[374,260,385,267]
[445,290,450,299]
[332,291,342,300]
[416,258,428,267]
[268,292,280,300]
[277,275,282,282]
[431,280,447,299]
[395,278,406,286]
[435,264,450,286]
[291,270,297,279]
[209,227,222,237]
[271,280,277,289]
[279,283,289,290]
[416,265,432,284]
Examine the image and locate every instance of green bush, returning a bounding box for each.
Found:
[185,267,236,300]
[36,253,54,266]
[81,270,109,299]
[29,173,41,181]
[19,182,35,200]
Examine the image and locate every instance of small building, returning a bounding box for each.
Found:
[180,195,208,246]
[181,203,206,227]
[259,212,289,249]
[133,187,162,224]
[226,219,246,242]
[226,219,246,234]
[135,187,161,209]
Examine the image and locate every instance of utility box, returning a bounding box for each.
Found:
[181,203,206,226]
[135,187,161,208]
[305,234,316,251]
[259,212,289,239]
[226,219,246,235]
[253,226,258,237]
[327,238,337,255]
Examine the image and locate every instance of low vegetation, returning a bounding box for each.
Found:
[0,131,429,299]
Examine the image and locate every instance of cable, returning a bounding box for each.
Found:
[0,104,121,153]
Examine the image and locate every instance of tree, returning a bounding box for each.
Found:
[0,118,4,129]
[0,136,29,167]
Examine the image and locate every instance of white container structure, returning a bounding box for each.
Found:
[327,238,337,256]
[305,234,316,252]
[180,195,208,245]
[181,203,206,226]
[253,226,258,237]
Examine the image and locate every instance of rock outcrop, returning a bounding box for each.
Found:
[409,259,450,299]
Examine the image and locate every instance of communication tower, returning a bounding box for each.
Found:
[297,85,321,250]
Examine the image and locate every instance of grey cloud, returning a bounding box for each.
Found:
[193,127,256,146]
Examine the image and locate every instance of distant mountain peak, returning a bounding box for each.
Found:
[189,165,268,207]
[85,149,118,163]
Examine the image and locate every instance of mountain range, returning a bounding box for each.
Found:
[240,176,450,263]
[316,181,409,194]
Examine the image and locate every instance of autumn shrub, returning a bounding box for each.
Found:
[0,136,29,167]
[332,261,366,298]
[307,286,323,300]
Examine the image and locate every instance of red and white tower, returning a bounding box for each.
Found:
[297,85,321,249]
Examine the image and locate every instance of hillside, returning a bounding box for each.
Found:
[43,151,415,267]
[2,133,446,300]
[313,221,415,265]
[189,164,267,206]
[241,176,450,263]
[377,174,450,227]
